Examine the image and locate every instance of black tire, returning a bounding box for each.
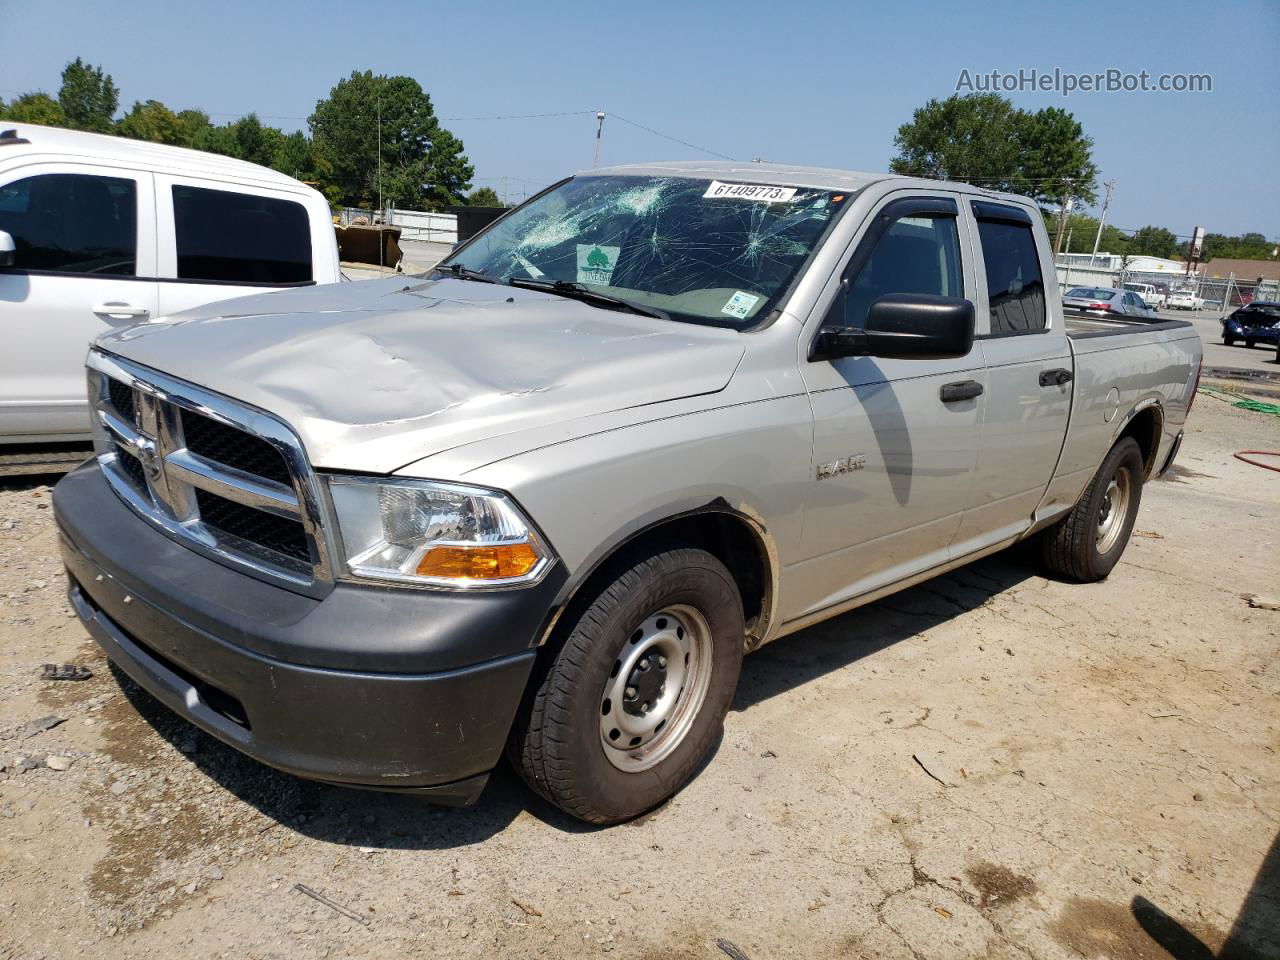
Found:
[1041,437,1145,582]
[1223,336,1235,346]
[1245,339,1256,349]
[511,546,744,824]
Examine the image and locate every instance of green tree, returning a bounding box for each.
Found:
[1201,231,1276,261]
[1127,225,1179,259]
[117,99,184,144]
[890,93,1097,206]
[466,186,503,207]
[175,109,212,147]
[0,92,66,126]
[191,114,279,166]
[1017,107,1098,206]
[58,57,118,132]
[309,71,473,210]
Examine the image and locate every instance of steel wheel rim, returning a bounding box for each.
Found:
[599,604,713,773]
[1096,467,1131,553]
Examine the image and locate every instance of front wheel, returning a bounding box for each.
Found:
[1223,335,1235,346]
[1245,339,1256,349]
[1041,437,1145,582]
[511,546,744,824]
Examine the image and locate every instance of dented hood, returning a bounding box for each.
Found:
[96,277,746,473]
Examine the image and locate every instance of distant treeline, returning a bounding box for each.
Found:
[1,57,504,211]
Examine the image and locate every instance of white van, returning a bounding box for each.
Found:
[0,123,340,443]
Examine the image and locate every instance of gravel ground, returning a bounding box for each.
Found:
[1,397,1277,960]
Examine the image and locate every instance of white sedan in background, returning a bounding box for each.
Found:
[1167,289,1203,310]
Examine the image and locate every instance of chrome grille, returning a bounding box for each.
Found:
[180,408,293,486]
[86,350,332,595]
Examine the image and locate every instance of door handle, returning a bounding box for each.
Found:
[92,302,149,319]
[1039,368,1073,387]
[940,380,984,403]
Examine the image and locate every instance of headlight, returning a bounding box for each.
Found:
[326,476,553,588]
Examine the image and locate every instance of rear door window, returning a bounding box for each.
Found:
[973,207,1046,335]
[0,173,136,275]
[171,185,311,284]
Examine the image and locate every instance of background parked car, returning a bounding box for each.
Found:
[0,123,341,445]
[1167,289,1203,310]
[1222,300,1280,348]
[1062,286,1157,319]
[1123,281,1166,310]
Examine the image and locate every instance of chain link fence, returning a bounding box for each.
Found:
[1055,261,1280,312]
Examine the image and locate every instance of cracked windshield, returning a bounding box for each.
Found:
[443,175,847,327]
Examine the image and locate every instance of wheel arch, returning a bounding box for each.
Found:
[1114,398,1164,479]
[536,501,779,654]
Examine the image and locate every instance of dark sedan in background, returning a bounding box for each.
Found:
[1222,301,1280,348]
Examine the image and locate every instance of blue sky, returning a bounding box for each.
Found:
[2,0,1276,240]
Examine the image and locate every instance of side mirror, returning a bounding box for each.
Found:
[814,293,975,361]
[0,229,14,268]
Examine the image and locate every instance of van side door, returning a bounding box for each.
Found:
[154,176,317,317]
[0,163,158,440]
[951,199,1072,554]
[788,192,984,622]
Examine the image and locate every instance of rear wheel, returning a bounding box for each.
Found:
[511,546,744,824]
[1041,437,1145,582]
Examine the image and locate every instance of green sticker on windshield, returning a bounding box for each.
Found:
[576,244,620,285]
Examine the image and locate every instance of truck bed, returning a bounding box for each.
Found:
[1064,315,1196,340]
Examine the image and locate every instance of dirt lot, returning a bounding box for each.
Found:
[1,396,1277,960]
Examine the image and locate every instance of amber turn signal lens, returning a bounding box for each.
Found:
[415,542,541,580]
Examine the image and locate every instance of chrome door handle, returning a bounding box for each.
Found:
[93,302,149,319]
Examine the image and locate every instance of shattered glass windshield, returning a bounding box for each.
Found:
[443,175,847,327]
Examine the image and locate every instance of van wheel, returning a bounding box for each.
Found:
[1042,437,1145,582]
[511,546,744,824]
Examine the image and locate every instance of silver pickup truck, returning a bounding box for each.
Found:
[52,162,1203,824]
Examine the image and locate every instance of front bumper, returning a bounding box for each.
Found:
[54,462,563,802]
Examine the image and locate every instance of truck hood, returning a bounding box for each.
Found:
[96,277,746,473]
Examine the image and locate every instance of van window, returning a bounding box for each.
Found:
[839,213,962,328]
[976,219,1046,334]
[172,185,311,284]
[0,173,136,275]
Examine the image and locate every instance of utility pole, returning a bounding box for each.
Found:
[1054,180,1073,256]
[376,94,384,272]
[593,111,605,168]
[376,96,382,220]
[1089,180,1116,267]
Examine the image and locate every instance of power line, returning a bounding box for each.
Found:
[441,109,597,121]
[608,112,736,161]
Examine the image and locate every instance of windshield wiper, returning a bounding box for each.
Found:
[505,278,670,321]
[433,263,500,284]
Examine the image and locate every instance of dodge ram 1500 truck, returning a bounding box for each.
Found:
[53,162,1203,824]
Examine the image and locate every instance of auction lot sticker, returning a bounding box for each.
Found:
[703,180,798,203]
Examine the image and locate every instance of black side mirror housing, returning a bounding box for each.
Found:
[813,293,975,361]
